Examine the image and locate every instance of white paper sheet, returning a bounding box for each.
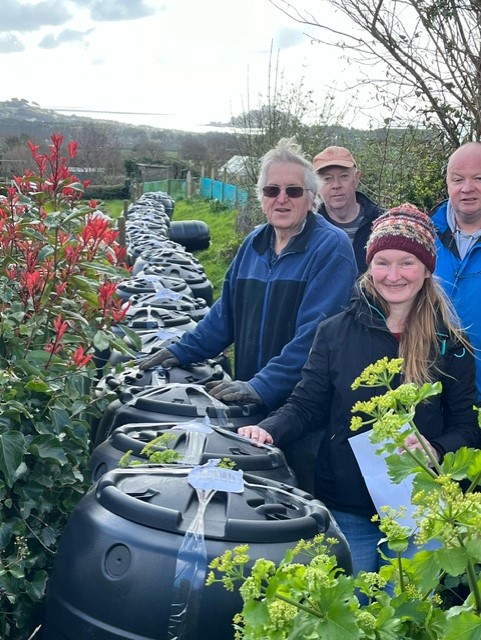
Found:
[348,430,416,530]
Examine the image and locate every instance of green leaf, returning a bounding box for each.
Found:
[400,550,442,594]
[442,448,480,481]
[25,570,48,601]
[93,329,112,352]
[385,450,421,483]
[113,324,142,351]
[444,610,481,640]
[436,547,469,576]
[28,434,68,463]
[24,378,50,392]
[0,431,27,487]
[242,598,270,627]
[312,602,361,640]
[465,539,481,563]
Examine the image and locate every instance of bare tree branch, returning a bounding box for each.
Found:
[270,0,481,145]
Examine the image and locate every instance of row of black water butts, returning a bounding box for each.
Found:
[43,191,352,640]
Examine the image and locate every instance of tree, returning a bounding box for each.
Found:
[74,123,124,183]
[270,0,481,147]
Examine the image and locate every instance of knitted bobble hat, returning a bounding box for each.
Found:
[366,203,437,272]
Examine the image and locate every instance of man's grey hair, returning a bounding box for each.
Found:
[256,137,321,212]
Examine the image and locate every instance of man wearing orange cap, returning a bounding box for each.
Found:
[313,146,383,274]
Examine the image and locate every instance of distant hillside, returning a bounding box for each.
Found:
[0,98,226,150]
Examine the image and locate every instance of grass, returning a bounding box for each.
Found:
[104,197,242,299]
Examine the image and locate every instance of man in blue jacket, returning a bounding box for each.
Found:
[140,138,357,412]
[431,141,481,398]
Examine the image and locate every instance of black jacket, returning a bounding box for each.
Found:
[319,191,384,275]
[260,293,481,517]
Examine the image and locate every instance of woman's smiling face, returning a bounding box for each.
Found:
[369,249,429,310]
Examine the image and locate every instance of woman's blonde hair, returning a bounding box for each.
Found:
[359,272,472,385]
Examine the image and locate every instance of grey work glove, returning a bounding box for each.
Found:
[205,380,262,404]
[138,348,180,370]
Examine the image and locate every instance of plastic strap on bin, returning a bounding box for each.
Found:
[167,460,244,640]
[171,418,214,465]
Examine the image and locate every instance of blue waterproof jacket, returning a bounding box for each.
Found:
[431,200,481,398]
[169,212,357,410]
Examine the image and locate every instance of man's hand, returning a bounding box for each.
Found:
[138,348,180,370]
[205,380,262,404]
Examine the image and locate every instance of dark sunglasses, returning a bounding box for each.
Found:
[262,185,309,198]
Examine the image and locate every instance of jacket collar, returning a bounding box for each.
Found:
[252,211,316,255]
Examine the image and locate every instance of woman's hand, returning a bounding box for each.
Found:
[402,433,440,462]
[238,425,274,446]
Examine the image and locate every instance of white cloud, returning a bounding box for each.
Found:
[0,0,376,130]
[0,33,25,53]
[0,0,71,32]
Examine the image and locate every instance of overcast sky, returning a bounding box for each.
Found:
[0,0,371,132]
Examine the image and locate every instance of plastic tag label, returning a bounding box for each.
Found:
[171,420,214,435]
[188,459,244,493]
[153,288,182,301]
[156,328,185,339]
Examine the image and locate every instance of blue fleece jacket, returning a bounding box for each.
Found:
[169,212,357,410]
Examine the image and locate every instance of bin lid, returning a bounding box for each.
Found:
[95,467,331,543]
[129,384,264,420]
[108,422,289,473]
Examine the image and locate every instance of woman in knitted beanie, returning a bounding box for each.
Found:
[238,203,480,581]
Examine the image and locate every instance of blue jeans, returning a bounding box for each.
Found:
[330,509,426,571]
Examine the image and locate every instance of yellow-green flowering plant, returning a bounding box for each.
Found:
[208,357,481,639]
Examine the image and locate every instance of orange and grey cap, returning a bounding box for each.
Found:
[313,146,357,172]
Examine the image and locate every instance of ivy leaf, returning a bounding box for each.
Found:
[0,431,27,488]
[28,435,68,463]
[25,571,48,601]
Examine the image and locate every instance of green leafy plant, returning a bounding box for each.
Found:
[208,357,481,639]
[0,133,131,638]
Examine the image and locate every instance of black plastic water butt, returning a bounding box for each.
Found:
[115,275,193,302]
[127,290,209,322]
[94,360,230,399]
[122,306,198,334]
[89,421,297,486]
[43,468,352,640]
[141,264,213,306]
[93,384,268,446]
[169,219,210,252]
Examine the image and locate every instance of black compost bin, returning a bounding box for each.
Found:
[89,421,297,486]
[93,384,268,446]
[122,306,198,334]
[168,219,210,251]
[43,468,352,640]
[116,275,193,301]
[107,327,188,366]
[127,290,209,322]
[94,360,230,398]
[141,264,213,306]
